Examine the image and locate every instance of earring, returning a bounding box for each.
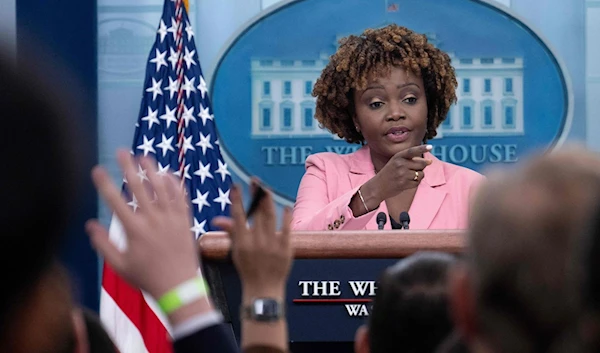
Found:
[355,125,360,132]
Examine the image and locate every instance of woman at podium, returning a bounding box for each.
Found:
[292,25,484,231]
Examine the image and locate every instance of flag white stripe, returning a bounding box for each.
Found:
[100,288,151,353]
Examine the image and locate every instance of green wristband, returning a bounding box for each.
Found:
[157,277,209,315]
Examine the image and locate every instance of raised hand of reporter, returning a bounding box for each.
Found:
[212,184,293,299]
[212,183,292,352]
[85,149,199,302]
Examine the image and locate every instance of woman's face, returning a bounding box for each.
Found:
[353,66,428,160]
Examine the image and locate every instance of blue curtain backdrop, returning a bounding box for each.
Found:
[16,0,99,311]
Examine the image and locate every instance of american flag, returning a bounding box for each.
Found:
[100,1,232,352]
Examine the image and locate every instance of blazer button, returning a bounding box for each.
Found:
[328,224,334,230]
[340,215,345,223]
[334,220,341,228]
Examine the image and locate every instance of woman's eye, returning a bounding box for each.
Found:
[404,97,417,104]
[369,101,384,109]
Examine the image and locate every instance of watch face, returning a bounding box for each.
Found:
[254,299,278,315]
[251,298,282,321]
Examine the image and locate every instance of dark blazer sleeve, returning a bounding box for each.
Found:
[173,323,240,353]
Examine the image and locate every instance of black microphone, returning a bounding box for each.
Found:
[399,212,410,230]
[376,212,387,230]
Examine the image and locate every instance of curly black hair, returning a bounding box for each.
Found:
[313,24,457,143]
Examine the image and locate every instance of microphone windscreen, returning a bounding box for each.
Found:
[376,212,387,224]
[400,211,410,223]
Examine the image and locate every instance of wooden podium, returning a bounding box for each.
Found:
[199,230,465,346]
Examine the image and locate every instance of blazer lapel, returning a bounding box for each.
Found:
[408,152,447,229]
[348,145,375,189]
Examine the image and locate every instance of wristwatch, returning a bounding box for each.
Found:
[241,298,284,322]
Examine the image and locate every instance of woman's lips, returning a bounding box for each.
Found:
[385,127,411,143]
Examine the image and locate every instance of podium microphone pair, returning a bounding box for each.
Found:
[376,212,410,230]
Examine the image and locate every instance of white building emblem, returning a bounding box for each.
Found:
[250,38,524,139]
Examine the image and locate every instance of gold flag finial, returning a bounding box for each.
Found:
[183,0,189,12]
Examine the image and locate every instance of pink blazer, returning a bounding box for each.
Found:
[292,145,484,231]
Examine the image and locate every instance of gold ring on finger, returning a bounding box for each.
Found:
[413,171,419,181]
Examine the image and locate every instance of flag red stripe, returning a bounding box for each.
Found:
[102,263,173,353]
